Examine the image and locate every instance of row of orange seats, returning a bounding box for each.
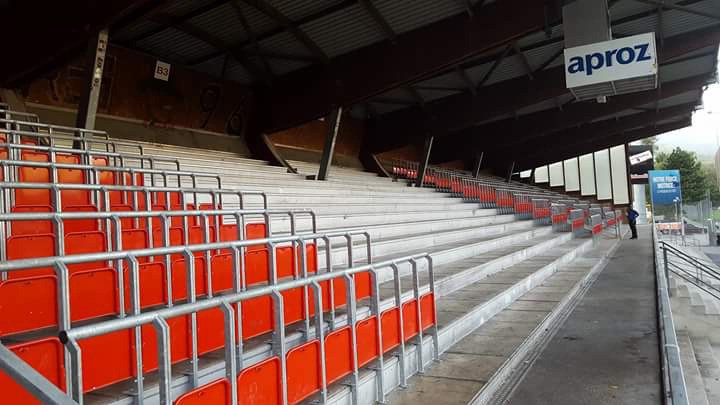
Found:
[0,221,326,336]
[2,285,435,404]
[177,290,436,405]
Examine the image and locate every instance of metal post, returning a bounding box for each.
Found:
[473,152,484,179]
[506,160,516,183]
[75,28,109,146]
[415,135,434,187]
[317,107,343,181]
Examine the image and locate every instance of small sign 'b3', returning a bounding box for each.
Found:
[154,61,171,82]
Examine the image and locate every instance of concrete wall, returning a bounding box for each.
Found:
[19,44,254,153]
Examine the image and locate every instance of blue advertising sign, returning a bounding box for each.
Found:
[649,170,682,205]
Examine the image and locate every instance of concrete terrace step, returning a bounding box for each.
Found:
[678,331,711,405]
[88,230,574,405]
[322,222,547,276]
[385,238,616,405]
[690,336,720,404]
[320,237,603,405]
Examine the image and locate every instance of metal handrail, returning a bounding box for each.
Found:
[1,127,144,155]
[0,229,393,405]
[0,141,180,171]
[660,241,720,300]
[0,159,223,189]
[653,225,689,405]
[56,252,436,405]
[0,116,108,138]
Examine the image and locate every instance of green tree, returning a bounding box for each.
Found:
[655,147,709,203]
[641,136,659,152]
[702,163,720,205]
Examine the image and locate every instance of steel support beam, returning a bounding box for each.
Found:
[416,135,434,188]
[317,107,343,181]
[506,160,515,183]
[75,28,109,132]
[473,152,484,178]
[521,116,692,169]
[434,73,710,162]
[520,119,692,170]
[257,0,554,133]
[367,25,720,154]
[502,102,697,158]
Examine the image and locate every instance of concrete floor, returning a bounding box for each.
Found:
[508,227,662,405]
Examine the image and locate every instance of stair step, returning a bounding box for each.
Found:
[678,331,711,405]
[690,336,720,404]
[385,238,615,404]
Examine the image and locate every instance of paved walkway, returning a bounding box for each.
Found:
[508,227,662,405]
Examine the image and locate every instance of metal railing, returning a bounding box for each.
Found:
[0,140,180,171]
[0,237,436,405]
[1,126,144,155]
[660,241,720,301]
[653,226,690,405]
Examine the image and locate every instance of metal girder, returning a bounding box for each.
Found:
[511,102,697,159]
[519,118,692,169]
[122,0,229,45]
[188,0,357,66]
[634,0,720,22]
[367,24,720,154]
[0,0,164,87]
[75,29,109,133]
[150,13,270,83]
[481,74,709,150]
[230,0,273,77]
[256,0,555,133]
[416,135,435,187]
[359,0,397,43]
[240,0,328,63]
[318,107,343,180]
[426,72,710,162]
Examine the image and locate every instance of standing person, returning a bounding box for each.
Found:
[627,206,639,239]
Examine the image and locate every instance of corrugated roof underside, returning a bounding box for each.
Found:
[374,0,466,35]
[301,3,386,59]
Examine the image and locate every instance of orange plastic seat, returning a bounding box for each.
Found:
[355,316,380,367]
[381,308,401,352]
[175,378,230,405]
[0,338,66,404]
[237,357,282,405]
[286,340,321,404]
[324,326,354,384]
[0,275,58,336]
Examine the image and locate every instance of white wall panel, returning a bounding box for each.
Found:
[594,149,613,200]
[610,145,630,204]
[579,154,596,196]
[564,158,580,192]
[549,162,564,187]
[534,165,549,183]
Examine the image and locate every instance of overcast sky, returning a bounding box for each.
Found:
[656,51,720,148]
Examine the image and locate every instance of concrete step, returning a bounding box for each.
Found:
[383,237,619,405]
[690,336,720,404]
[322,222,546,276]
[678,331,711,405]
[692,291,708,315]
[89,229,577,404]
[323,237,610,405]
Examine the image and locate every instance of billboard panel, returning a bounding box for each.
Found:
[564,32,657,88]
[649,170,682,205]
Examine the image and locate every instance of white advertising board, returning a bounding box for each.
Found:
[564,32,657,88]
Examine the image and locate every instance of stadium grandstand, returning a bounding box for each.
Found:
[0,0,718,404]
